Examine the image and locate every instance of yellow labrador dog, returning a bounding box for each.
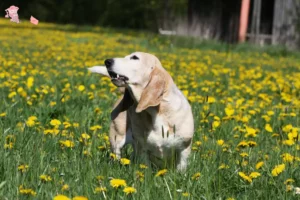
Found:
[90,52,194,171]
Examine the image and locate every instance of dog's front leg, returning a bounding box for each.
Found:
[176,144,191,172]
[110,129,133,159]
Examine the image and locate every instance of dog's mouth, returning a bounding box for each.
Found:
[108,70,129,82]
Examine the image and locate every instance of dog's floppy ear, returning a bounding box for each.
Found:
[111,88,134,120]
[136,67,166,113]
[88,66,110,78]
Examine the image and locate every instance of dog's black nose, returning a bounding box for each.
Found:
[104,59,114,69]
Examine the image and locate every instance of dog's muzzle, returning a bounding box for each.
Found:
[104,58,129,86]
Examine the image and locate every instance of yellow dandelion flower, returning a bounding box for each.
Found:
[19,185,36,196]
[182,90,189,97]
[247,141,257,147]
[120,158,130,165]
[28,116,37,121]
[102,135,109,141]
[249,172,261,179]
[123,186,137,195]
[217,140,224,146]
[73,123,80,127]
[282,124,293,133]
[240,152,249,157]
[255,161,264,169]
[248,110,256,115]
[262,115,271,122]
[271,164,285,177]
[61,184,69,191]
[53,195,70,200]
[73,196,88,200]
[225,107,235,116]
[8,91,17,98]
[191,172,201,180]
[213,121,221,129]
[286,185,293,192]
[182,192,189,197]
[63,122,71,129]
[0,112,6,117]
[241,160,248,166]
[284,178,295,185]
[4,142,14,149]
[288,129,298,140]
[90,84,96,90]
[110,153,117,160]
[26,119,36,127]
[78,85,85,92]
[50,119,61,127]
[195,141,202,146]
[281,153,294,163]
[94,108,102,114]
[237,141,248,148]
[139,164,148,169]
[83,150,91,157]
[265,124,273,133]
[40,174,52,182]
[238,172,252,183]
[218,163,229,169]
[90,125,102,131]
[282,139,295,146]
[27,77,34,89]
[60,140,75,148]
[155,169,168,177]
[245,127,257,137]
[96,175,105,181]
[136,171,144,182]
[110,178,127,188]
[98,146,106,150]
[81,133,90,140]
[50,101,57,107]
[207,96,216,103]
[19,188,36,196]
[94,187,107,193]
[18,164,29,173]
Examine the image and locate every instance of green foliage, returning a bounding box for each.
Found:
[1,0,187,30]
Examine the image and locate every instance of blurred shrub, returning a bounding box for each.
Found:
[1,0,187,30]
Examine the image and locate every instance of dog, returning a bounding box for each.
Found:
[88,66,133,159]
[94,52,194,171]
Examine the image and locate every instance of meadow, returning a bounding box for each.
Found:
[0,18,299,200]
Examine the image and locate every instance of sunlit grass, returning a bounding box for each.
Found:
[0,19,299,199]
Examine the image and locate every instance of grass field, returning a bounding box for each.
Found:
[0,18,300,200]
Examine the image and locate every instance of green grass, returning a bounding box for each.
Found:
[0,19,300,200]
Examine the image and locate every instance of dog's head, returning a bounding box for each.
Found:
[107,52,172,118]
[104,52,163,87]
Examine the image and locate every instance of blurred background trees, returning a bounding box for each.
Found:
[1,0,184,30]
[1,0,300,49]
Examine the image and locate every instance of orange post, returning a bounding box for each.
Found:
[239,0,251,42]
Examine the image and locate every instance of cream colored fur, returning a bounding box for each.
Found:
[89,52,194,171]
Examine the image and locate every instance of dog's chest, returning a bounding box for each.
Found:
[129,107,183,156]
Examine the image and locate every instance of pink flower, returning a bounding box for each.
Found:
[5,5,19,13]
[30,16,39,25]
[5,5,20,23]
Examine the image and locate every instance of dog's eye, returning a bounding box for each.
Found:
[130,55,139,60]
